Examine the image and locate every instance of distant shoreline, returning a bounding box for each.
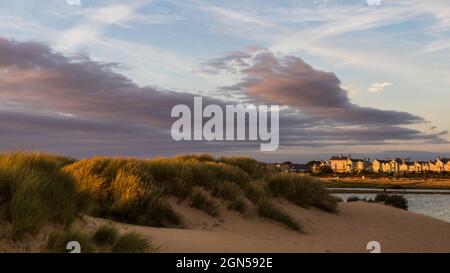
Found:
[327,189,450,195]
[318,177,450,192]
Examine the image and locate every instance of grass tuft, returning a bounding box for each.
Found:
[93,224,118,246]
[45,229,95,253]
[374,193,388,202]
[267,173,338,213]
[0,151,340,237]
[384,195,408,210]
[112,232,153,253]
[243,180,270,203]
[257,198,302,232]
[64,158,182,227]
[218,157,271,179]
[347,196,366,202]
[228,197,247,214]
[0,151,84,240]
[190,188,219,217]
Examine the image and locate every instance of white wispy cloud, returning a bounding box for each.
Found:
[421,37,450,54]
[399,0,450,31]
[57,3,141,50]
[204,6,273,28]
[368,82,393,93]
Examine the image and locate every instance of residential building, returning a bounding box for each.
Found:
[330,155,369,173]
[420,161,430,172]
[431,157,450,172]
[439,158,450,172]
[373,159,391,173]
[311,160,328,173]
[373,156,450,173]
[400,162,416,172]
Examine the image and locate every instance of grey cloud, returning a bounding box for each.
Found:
[201,51,252,74]
[0,108,240,158]
[0,38,447,158]
[279,125,448,143]
[210,49,425,126]
[0,37,223,128]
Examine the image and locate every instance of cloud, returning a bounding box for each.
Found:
[367,0,382,6]
[278,125,446,145]
[202,51,253,74]
[0,37,230,157]
[0,38,446,158]
[0,37,223,128]
[400,0,450,31]
[211,50,422,126]
[421,37,450,54]
[57,1,180,51]
[58,3,136,50]
[368,82,393,93]
[204,6,272,28]
[204,49,449,148]
[0,108,178,157]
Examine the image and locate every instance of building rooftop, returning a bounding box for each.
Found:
[374,159,390,163]
[350,158,365,162]
[330,155,351,160]
[439,158,450,164]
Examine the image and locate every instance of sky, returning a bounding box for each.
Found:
[0,0,449,162]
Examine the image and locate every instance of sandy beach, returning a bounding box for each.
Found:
[2,200,450,253]
[77,201,450,253]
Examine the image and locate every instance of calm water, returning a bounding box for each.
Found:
[334,193,450,223]
[331,188,450,194]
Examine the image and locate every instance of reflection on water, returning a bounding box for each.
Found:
[334,193,450,223]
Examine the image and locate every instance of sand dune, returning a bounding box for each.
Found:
[81,201,450,253]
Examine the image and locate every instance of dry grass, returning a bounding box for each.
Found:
[0,152,83,240]
[112,232,153,253]
[0,151,339,240]
[45,229,95,253]
[45,224,154,253]
[190,187,219,217]
[64,158,181,227]
[92,224,118,246]
[257,198,302,232]
[267,173,339,213]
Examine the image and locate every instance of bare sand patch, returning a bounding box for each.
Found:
[79,201,450,253]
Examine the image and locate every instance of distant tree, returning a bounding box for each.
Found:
[281,161,293,167]
[306,161,316,167]
[315,166,334,176]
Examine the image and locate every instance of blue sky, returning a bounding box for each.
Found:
[0,0,449,161]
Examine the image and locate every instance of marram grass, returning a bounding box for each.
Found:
[0,151,338,240]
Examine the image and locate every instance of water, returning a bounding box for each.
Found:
[334,193,450,223]
[331,188,450,194]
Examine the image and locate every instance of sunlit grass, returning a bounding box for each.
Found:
[257,198,302,232]
[64,157,182,227]
[0,151,84,240]
[267,173,339,213]
[0,151,340,240]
